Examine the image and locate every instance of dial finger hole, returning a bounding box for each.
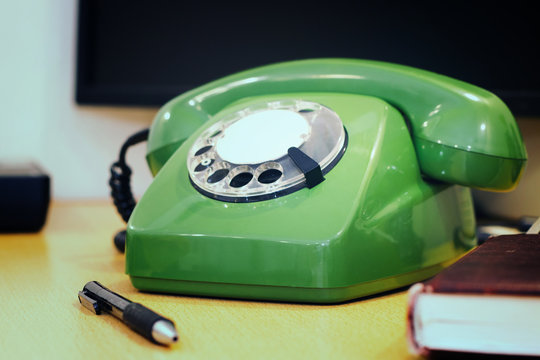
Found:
[207,168,229,184]
[195,145,213,156]
[230,172,254,188]
[257,169,283,184]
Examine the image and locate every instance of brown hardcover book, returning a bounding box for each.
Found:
[407,234,540,357]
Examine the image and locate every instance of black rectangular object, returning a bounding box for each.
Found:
[75,0,540,116]
[0,163,50,233]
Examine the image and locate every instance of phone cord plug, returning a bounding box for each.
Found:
[109,128,150,253]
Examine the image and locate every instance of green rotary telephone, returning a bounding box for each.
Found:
[123,59,526,303]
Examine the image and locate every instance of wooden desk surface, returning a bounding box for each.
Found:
[0,202,418,359]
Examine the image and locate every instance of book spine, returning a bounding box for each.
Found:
[406,282,429,356]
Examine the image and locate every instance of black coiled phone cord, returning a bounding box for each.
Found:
[109,128,150,253]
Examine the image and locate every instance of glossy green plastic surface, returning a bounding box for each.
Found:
[147,58,526,191]
[127,93,478,303]
[129,262,452,304]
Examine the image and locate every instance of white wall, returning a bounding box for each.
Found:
[0,0,155,200]
[1,1,539,219]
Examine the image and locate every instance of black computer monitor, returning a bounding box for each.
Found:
[75,1,539,116]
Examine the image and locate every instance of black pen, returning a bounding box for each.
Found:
[78,281,179,345]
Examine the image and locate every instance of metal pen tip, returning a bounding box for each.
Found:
[152,320,179,345]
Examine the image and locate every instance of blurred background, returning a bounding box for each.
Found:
[1,0,538,221]
[1,1,155,200]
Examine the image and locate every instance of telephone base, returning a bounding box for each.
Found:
[126,93,478,304]
[129,260,455,303]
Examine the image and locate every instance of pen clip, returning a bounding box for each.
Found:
[78,291,102,315]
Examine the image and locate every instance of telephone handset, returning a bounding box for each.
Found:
[125,59,526,303]
[146,58,526,190]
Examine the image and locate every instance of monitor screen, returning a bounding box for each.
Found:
[76,1,539,116]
